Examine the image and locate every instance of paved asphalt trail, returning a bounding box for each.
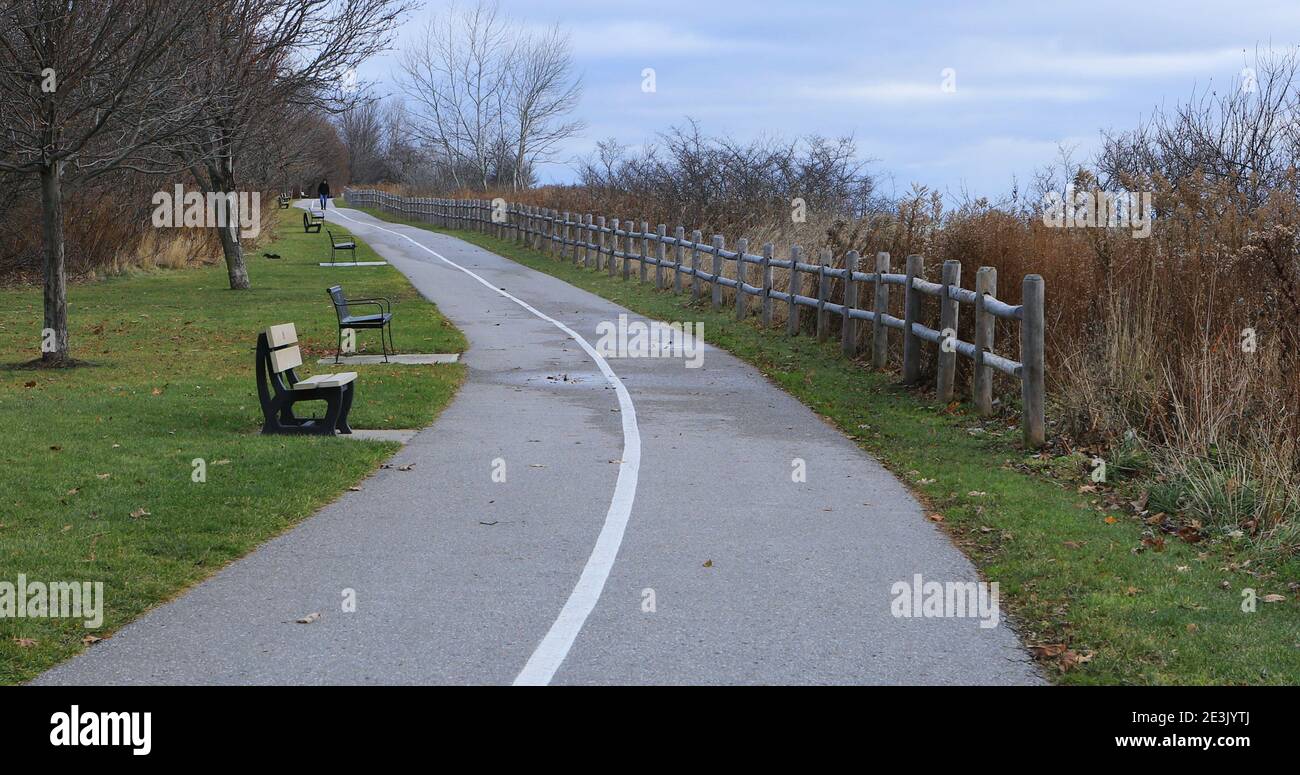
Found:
[37,203,1042,685]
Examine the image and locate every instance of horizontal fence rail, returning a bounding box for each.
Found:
[344,189,1047,447]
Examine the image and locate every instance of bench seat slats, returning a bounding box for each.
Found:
[292,371,357,390]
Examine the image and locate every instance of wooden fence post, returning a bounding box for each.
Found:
[578,210,585,258]
[673,226,685,293]
[690,230,703,299]
[786,245,802,336]
[973,267,996,415]
[596,216,606,271]
[841,250,859,356]
[761,243,774,327]
[711,236,724,310]
[560,213,572,263]
[655,224,667,288]
[735,238,749,320]
[609,219,620,277]
[902,254,924,384]
[575,213,584,263]
[586,214,595,267]
[632,221,643,282]
[1022,274,1046,448]
[872,252,890,368]
[936,259,962,402]
[816,249,830,342]
[623,218,633,280]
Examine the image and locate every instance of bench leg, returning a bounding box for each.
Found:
[336,384,355,434]
[336,328,342,364]
[313,391,342,436]
[262,396,307,434]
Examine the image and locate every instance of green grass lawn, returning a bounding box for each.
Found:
[0,210,465,684]
[351,201,1300,685]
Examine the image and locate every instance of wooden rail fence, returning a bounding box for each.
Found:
[344,189,1047,447]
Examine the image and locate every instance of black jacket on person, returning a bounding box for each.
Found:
[317,181,330,198]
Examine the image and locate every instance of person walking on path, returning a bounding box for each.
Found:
[317,179,331,210]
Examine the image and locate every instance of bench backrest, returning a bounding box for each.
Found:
[327,229,345,245]
[263,323,301,373]
[327,285,349,320]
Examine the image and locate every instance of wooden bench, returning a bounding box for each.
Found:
[328,285,393,362]
[303,209,323,233]
[277,194,291,209]
[326,229,356,264]
[256,323,356,435]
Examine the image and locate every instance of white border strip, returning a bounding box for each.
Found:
[325,206,641,686]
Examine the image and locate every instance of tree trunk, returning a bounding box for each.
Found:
[206,155,251,290]
[216,216,250,290]
[39,161,70,364]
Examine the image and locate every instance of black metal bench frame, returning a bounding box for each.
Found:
[256,327,355,435]
[303,210,323,233]
[328,284,394,363]
[327,229,356,263]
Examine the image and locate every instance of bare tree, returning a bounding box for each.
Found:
[0,0,213,364]
[1098,49,1300,206]
[171,0,411,290]
[398,0,583,192]
[505,24,583,190]
[576,120,875,229]
[399,0,513,190]
[246,103,349,195]
[339,97,387,182]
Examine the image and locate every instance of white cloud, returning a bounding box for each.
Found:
[570,21,763,58]
[800,80,1102,104]
[988,45,1248,79]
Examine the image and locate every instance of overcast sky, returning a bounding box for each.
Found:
[358,0,1299,201]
